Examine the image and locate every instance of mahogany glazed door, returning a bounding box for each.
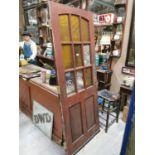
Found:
[48,2,99,154]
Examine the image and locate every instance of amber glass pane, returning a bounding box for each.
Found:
[81,18,89,41]
[76,70,84,91]
[84,68,92,88]
[71,15,80,41]
[65,72,75,95]
[74,45,82,67]
[83,45,91,66]
[62,45,73,69]
[59,15,70,41]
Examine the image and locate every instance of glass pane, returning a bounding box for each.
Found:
[62,45,73,69]
[83,45,91,66]
[59,15,70,41]
[74,45,82,67]
[27,9,37,25]
[71,15,80,41]
[76,70,84,91]
[65,72,75,95]
[84,68,92,88]
[81,18,89,41]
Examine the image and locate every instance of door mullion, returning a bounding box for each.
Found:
[68,14,78,93]
[79,16,86,88]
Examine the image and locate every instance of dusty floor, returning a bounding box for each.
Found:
[19,111,125,155]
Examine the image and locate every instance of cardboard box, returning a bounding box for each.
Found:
[122,106,129,122]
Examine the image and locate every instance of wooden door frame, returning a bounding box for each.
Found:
[48,2,99,154]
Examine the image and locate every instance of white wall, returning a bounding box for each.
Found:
[110,0,134,93]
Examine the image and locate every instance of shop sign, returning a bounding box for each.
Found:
[33,100,54,139]
[122,67,135,76]
[98,13,115,25]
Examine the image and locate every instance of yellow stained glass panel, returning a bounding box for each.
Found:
[71,15,80,41]
[81,18,89,41]
[84,68,92,87]
[74,45,82,67]
[62,45,73,69]
[59,15,70,41]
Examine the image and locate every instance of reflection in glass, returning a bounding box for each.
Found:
[74,45,82,67]
[84,68,92,87]
[76,70,84,91]
[118,7,125,18]
[40,7,49,25]
[71,15,80,41]
[62,45,73,69]
[126,15,135,67]
[65,72,75,95]
[83,45,91,65]
[81,18,89,41]
[59,15,70,41]
[27,9,37,25]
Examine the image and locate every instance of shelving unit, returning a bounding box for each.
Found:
[93,0,128,91]
[111,0,128,57]
[94,1,127,67]
[22,0,54,68]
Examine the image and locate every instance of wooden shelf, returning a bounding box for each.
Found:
[113,22,124,25]
[23,1,48,10]
[97,69,112,73]
[38,24,50,28]
[110,55,121,58]
[111,38,120,41]
[94,24,113,27]
[36,1,48,8]
[94,22,124,27]
[114,3,126,7]
[37,55,54,61]
[23,4,37,10]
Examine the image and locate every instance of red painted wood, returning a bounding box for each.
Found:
[48,2,99,154]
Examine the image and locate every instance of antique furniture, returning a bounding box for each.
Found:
[97,69,112,90]
[22,0,54,68]
[125,2,135,67]
[98,89,120,132]
[111,0,128,58]
[20,2,99,155]
[119,85,132,110]
[122,66,135,76]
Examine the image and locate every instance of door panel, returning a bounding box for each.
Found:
[76,70,84,91]
[83,44,91,66]
[84,67,93,88]
[85,96,95,130]
[81,18,90,41]
[59,15,70,41]
[69,103,83,142]
[74,45,83,67]
[70,15,80,41]
[49,2,99,154]
[62,45,73,69]
[65,72,76,95]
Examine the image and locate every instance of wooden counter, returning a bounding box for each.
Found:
[29,79,63,144]
[30,77,60,95]
[19,64,63,145]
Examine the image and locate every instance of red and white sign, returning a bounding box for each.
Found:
[98,13,115,25]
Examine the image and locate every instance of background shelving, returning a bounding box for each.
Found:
[22,0,54,69]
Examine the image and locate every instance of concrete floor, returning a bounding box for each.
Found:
[19,111,125,155]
